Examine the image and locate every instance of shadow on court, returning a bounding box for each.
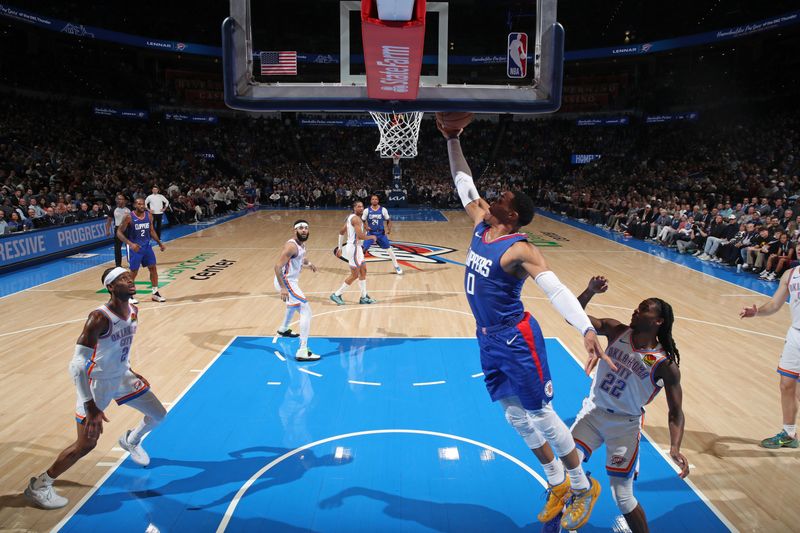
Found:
[318,487,537,532]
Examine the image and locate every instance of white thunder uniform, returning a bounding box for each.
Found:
[274,239,307,307]
[75,303,150,423]
[571,328,668,478]
[779,267,800,381]
[341,213,365,269]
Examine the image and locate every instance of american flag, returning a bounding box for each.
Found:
[260,51,297,75]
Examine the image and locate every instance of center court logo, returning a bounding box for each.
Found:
[364,241,456,266]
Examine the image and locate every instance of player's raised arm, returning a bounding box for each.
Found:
[436,114,489,227]
[740,268,791,318]
[508,241,618,373]
[576,276,626,338]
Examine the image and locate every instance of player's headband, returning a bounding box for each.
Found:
[294,222,309,229]
[103,267,128,287]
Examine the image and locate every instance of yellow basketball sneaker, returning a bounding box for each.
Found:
[561,476,601,530]
[537,477,570,522]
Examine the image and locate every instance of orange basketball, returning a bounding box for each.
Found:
[435,112,474,131]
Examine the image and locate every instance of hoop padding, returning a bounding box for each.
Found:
[369,111,424,158]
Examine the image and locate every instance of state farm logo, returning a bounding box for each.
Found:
[377,45,410,94]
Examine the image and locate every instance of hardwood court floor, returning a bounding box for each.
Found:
[0,209,797,531]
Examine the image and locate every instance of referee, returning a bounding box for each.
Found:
[105,194,130,268]
[145,186,170,239]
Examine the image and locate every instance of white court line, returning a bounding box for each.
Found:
[95,462,117,468]
[267,381,282,386]
[272,335,278,343]
[471,372,484,378]
[551,337,738,533]
[215,429,547,533]
[348,380,382,386]
[412,380,446,387]
[273,351,286,362]
[298,367,322,378]
[189,369,202,373]
[111,447,124,453]
[0,291,776,342]
[53,335,241,532]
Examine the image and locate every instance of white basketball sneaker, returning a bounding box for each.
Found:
[295,347,321,361]
[118,430,151,466]
[24,478,68,509]
[151,290,166,303]
[130,296,139,305]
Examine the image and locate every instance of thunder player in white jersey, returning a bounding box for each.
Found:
[740,253,800,449]
[330,200,378,305]
[24,267,167,509]
[575,276,688,533]
[274,220,319,362]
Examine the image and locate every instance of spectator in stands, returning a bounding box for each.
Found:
[742,227,772,273]
[0,210,8,235]
[7,212,22,232]
[760,232,795,281]
[698,214,739,261]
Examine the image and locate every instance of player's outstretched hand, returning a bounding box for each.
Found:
[670,448,690,478]
[739,304,757,319]
[307,262,318,273]
[583,330,618,374]
[435,119,462,140]
[587,276,608,294]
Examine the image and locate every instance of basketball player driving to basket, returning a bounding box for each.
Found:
[437,112,616,530]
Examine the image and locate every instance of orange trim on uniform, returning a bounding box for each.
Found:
[281,274,307,303]
[115,382,150,405]
[778,366,799,378]
[86,346,98,377]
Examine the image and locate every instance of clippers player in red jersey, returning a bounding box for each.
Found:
[23,267,167,509]
[575,276,688,533]
[438,114,616,531]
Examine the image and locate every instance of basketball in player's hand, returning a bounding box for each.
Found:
[435,112,474,138]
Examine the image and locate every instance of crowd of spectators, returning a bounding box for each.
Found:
[3,91,800,286]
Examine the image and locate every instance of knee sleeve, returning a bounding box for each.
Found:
[129,391,167,424]
[610,475,638,514]
[500,397,546,449]
[528,403,575,458]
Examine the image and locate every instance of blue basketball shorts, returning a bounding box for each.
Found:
[363,232,391,251]
[477,311,554,410]
[127,245,156,270]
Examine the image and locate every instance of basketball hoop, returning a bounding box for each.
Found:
[369,111,424,159]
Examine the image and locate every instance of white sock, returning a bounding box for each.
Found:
[279,307,298,331]
[334,282,349,297]
[784,424,797,438]
[299,303,311,348]
[33,471,55,489]
[542,458,566,486]
[388,248,399,268]
[152,286,159,294]
[566,464,590,491]
[359,280,367,298]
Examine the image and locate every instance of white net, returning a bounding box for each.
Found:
[369,111,424,158]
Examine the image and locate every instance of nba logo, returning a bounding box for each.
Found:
[507,32,527,79]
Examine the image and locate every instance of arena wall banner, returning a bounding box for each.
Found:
[1,4,797,64]
[575,117,630,126]
[164,112,218,124]
[644,112,700,124]
[93,106,149,120]
[0,217,112,270]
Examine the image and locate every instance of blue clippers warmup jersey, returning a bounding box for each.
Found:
[126,211,152,248]
[465,222,529,327]
[365,206,387,233]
